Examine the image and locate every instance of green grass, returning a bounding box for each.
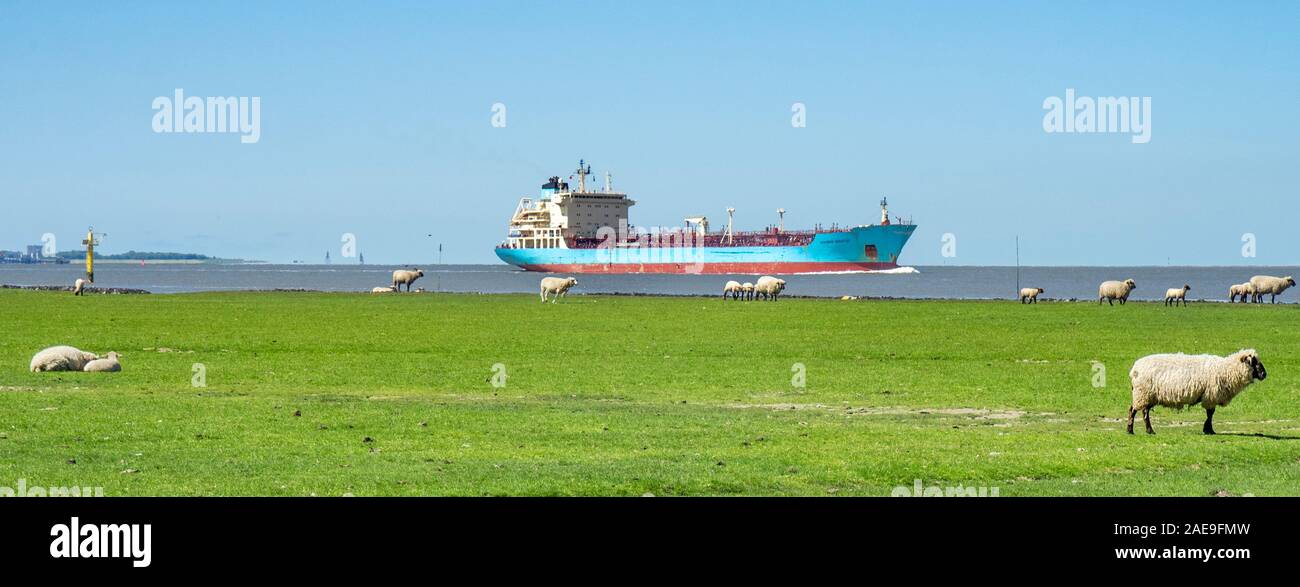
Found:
[2,290,1298,496]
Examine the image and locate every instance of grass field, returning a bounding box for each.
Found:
[2,289,1298,496]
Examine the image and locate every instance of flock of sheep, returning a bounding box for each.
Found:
[722,277,788,301]
[1016,274,1296,306]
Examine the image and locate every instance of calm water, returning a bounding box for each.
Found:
[1,263,1296,301]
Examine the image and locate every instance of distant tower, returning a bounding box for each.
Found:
[880,197,890,226]
[359,252,365,265]
[725,208,736,245]
[325,251,331,265]
[777,208,786,233]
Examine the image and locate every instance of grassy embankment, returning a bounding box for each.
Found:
[1,290,1297,496]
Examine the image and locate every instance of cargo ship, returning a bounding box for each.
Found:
[494,161,915,274]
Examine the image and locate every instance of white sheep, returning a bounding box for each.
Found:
[1127,349,1267,434]
[1163,284,1191,307]
[391,269,424,292]
[1228,282,1254,303]
[753,276,786,301]
[83,352,122,372]
[722,280,743,300]
[1248,275,1295,304]
[30,345,100,372]
[1098,279,1137,306]
[741,282,755,301]
[73,278,87,296]
[1019,287,1044,304]
[540,276,577,303]
[370,286,396,294]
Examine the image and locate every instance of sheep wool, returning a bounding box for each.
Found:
[371,286,395,294]
[1127,349,1266,434]
[1228,282,1254,303]
[540,276,578,303]
[73,278,87,296]
[741,282,755,301]
[83,352,122,372]
[1098,279,1137,305]
[30,346,100,372]
[754,276,787,301]
[391,269,425,292]
[1248,275,1295,304]
[1019,287,1044,304]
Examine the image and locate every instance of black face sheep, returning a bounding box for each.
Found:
[30,346,100,372]
[1019,287,1044,304]
[741,282,755,300]
[540,276,577,303]
[1127,349,1267,435]
[391,269,424,292]
[73,278,87,296]
[1248,275,1295,304]
[1098,279,1136,306]
[754,276,786,301]
[723,280,742,300]
[1163,284,1190,307]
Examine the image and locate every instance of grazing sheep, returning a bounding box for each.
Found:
[722,280,743,300]
[1127,349,1267,435]
[1098,279,1137,306]
[1248,275,1295,304]
[753,276,787,301]
[1164,284,1191,307]
[73,278,87,296]
[370,286,395,294]
[540,276,578,303]
[83,352,122,372]
[391,269,424,292]
[30,346,99,372]
[1019,287,1044,304]
[741,282,755,301]
[1228,282,1254,303]
[840,295,859,301]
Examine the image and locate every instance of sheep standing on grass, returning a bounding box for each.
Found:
[83,352,122,372]
[30,346,100,372]
[753,276,786,301]
[540,276,578,303]
[1127,349,1267,435]
[1098,279,1137,306]
[1228,282,1254,303]
[741,282,755,301]
[391,269,424,292]
[1164,284,1191,307]
[73,279,87,296]
[1019,287,1044,304]
[1249,275,1295,304]
[723,280,743,300]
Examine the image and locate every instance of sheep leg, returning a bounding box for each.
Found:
[1203,407,1216,435]
[1143,407,1154,434]
[1126,406,1136,434]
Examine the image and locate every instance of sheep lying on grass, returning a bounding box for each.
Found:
[1228,282,1254,303]
[754,276,786,301]
[723,280,743,300]
[1249,275,1295,304]
[1019,287,1044,304]
[1098,279,1136,306]
[391,269,424,292]
[370,286,395,294]
[83,352,122,372]
[741,282,755,301]
[30,346,99,372]
[540,276,577,303]
[73,279,87,296]
[1164,284,1191,307]
[1127,349,1267,435]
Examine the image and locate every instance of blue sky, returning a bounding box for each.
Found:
[1,1,1297,265]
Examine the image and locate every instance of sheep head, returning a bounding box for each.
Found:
[1037,288,1045,294]
[1287,277,1296,286]
[566,277,578,286]
[1183,284,1191,291]
[1236,350,1266,381]
[1124,279,1136,289]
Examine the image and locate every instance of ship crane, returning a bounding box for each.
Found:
[684,216,709,236]
[777,208,786,233]
[725,208,736,245]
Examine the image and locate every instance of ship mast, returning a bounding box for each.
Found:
[880,197,890,226]
[574,159,592,193]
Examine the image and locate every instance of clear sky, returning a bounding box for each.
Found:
[2,1,1297,265]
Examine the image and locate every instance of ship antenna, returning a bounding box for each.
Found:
[575,159,592,193]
